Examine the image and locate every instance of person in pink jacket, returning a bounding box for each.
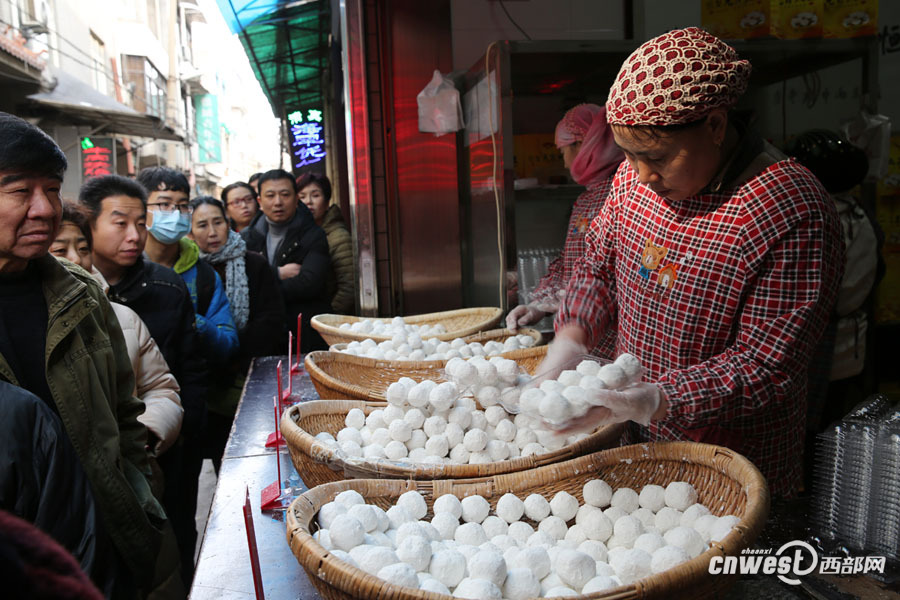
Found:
[50,203,183,457]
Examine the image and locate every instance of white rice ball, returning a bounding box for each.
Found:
[447,407,473,429]
[481,515,509,539]
[350,545,399,575]
[363,443,386,460]
[664,526,706,558]
[577,539,608,562]
[614,352,643,382]
[543,585,578,597]
[406,429,427,451]
[388,419,412,443]
[424,434,449,458]
[503,567,540,600]
[381,404,405,425]
[556,549,596,590]
[526,531,555,549]
[423,414,447,437]
[638,484,667,512]
[395,535,431,572]
[583,479,613,508]
[609,547,652,584]
[337,427,363,446]
[345,408,366,429]
[385,382,409,406]
[317,502,348,530]
[330,515,365,551]
[347,504,378,532]
[433,494,462,519]
[455,522,487,546]
[597,363,628,389]
[335,490,365,507]
[486,439,510,461]
[419,577,450,595]
[460,495,490,523]
[396,490,428,520]
[564,524,587,545]
[693,514,719,543]
[538,393,572,424]
[429,381,458,412]
[549,491,579,522]
[710,515,741,543]
[523,493,551,521]
[610,488,640,513]
[582,575,617,593]
[463,428,488,452]
[365,409,386,430]
[371,427,391,448]
[681,503,711,528]
[431,511,459,540]
[507,521,535,545]
[614,515,645,546]
[314,529,332,549]
[494,419,517,443]
[448,444,470,464]
[476,386,500,408]
[633,531,666,555]
[582,509,613,542]
[575,360,601,376]
[665,481,698,511]
[514,428,538,448]
[453,577,502,599]
[651,544,690,574]
[603,506,628,524]
[496,493,525,523]
[537,515,568,541]
[654,507,683,533]
[519,388,544,413]
[467,549,507,587]
[429,549,467,588]
[520,442,546,457]
[386,505,415,529]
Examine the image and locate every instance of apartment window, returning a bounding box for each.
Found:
[123,55,167,120]
[90,32,108,96]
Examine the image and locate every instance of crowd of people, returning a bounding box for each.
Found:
[0,110,356,598]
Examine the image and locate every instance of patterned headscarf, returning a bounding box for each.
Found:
[555,104,624,188]
[606,27,751,126]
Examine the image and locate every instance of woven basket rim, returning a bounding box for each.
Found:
[303,345,548,402]
[286,441,770,600]
[311,307,504,343]
[282,399,623,480]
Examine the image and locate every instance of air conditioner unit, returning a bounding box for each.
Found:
[20,20,49,35]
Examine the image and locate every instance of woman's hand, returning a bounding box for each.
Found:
[505,304,547,331]
[278,263,302,280]
[535,326,588,382]
[556,383,667,433]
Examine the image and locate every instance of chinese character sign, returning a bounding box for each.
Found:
[81,137,115,179]
[194,94,222,164]
[289,108,326,169]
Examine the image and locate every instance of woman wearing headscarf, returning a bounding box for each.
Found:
[506,104,624,360]
[189,196,286,471]
[542,28,843,498]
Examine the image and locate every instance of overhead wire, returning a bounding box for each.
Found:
[497,0,531,40]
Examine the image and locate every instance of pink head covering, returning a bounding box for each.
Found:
[606,27,751,126]
[555,104,624,188]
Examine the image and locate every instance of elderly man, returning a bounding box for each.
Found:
[0,112,179,597]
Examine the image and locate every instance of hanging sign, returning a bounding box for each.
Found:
[287,108,326,169]
[81,136,115,179]
[194,94,222,163]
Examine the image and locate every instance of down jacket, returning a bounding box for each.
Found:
[93,268,182,456]
[320,204,354,314]
[0,255,167,592]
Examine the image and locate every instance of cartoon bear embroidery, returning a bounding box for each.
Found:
[572,215,591,236]
[657,263,677,289]
[638,239,668,279]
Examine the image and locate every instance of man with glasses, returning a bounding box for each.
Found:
[135,167,237,585]
[242,168,330,352]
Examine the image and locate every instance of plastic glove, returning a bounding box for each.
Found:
[506,304,548,332]
[534,335,587,383]
[556,383,663,434]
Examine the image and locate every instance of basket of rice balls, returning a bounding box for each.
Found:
[312,309,505,346]
[305,338,546,402]
[284,352,646,488]
[329,328,543,361]
[285,441,770,600]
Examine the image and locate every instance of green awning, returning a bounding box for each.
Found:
[217,0,330,116]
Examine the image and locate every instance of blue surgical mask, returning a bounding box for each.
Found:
[148,210,192,244]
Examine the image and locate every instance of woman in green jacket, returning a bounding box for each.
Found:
[297,173,355,314]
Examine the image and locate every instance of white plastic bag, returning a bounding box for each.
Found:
[417,70,464,136]
[842,112,891,180]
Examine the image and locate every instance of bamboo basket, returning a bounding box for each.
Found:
[311,308,504,346]
[286,442,770,600]
[328,327,543,355]
[281,400,623,488]
[305,345,548,402]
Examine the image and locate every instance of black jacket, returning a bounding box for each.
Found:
[242,206,331,351]
[0,381,119,596]
[107,257,208,437]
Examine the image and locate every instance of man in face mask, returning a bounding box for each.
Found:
[135,167,237,586]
